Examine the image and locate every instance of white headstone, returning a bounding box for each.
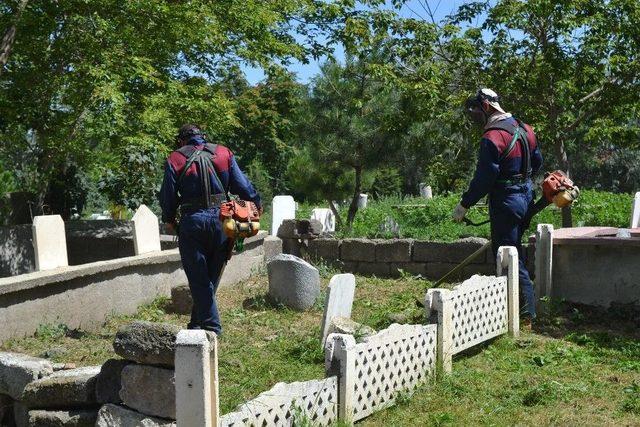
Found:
[310,208,336,233]
[419,183,433,199]
[271,195,296,236]
[321,274,356,346]
[357,194,368,209]
[631,191,640,228]
[132,205,161,255]
[32,215,68,271]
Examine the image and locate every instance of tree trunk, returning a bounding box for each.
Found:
[0,0,29,74]
[328,199,342,228]
[554,138,573,228]
[346,165,363,232]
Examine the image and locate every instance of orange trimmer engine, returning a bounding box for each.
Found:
[542,170,580,208]
[219,200,261,239]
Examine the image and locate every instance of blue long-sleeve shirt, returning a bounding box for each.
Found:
[461,118,543,208]
[159,138,261,224]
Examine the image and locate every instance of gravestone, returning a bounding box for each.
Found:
[32,215,68,271]
[131,205,161,255]
[271,196,296,236]
[320,274,356,346]
[357,194,368,209]
[267,254,320,311]
[310,208,336,233]
[631,191,640,228]
[419,183,433,199]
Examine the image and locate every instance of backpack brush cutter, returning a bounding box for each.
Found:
[431,171,579,287]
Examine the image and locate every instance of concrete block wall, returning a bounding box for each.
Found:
[303,237,497,281]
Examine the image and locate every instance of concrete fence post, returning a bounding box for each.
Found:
[497,246,520,337]
[325,334,356,423]
[631,191,640,229]
[430,289,453,375]
[534,224,554,313]
[175,330,219,427]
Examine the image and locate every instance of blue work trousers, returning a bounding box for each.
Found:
[178,209,228,334]
[489,183,537,318]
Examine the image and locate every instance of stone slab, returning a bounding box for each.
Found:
[32,215,68,271]
[321,274,356,345]
[390,262,427,277]
[0,393,13,425]
[27,408,98,427]
[310,208,336,233]
[267,254,320,311]
[326,317,375,343]
[131,205,161,255]
[307,238,340,261]
[263,236,283,263]
[412,238,490,263]
[21,366,100,409]
[375,239,413,263]
[95,359,131,405]
[170,285,192,315]
[120,365,175,420]
[0,352,54,399]
[356,262,390,277]
[95,404,176,427]
[113,321,179,367]
[271,196,296,237]
[340,239,378,262]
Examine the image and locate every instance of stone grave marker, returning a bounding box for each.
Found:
[311,208,336,233]
[357,194,368,209]
[321,273,356,346]
[267,254,319,311]
[271,195,296,236]
[132,205,161,255]
[419,183,433,199]
[32,215,68,271]
[631,191,640,228]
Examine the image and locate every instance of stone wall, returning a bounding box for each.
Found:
[0,232,266,342]
[302,237,497,281]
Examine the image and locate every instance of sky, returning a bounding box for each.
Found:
[241,0,470,85]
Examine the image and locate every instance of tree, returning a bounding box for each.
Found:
[302,55,402,230]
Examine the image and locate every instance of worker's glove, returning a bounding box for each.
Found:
[452,203,468,223]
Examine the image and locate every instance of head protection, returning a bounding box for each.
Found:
[464,88,507,126]
[176,124,205,146]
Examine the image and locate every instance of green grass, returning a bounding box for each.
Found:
[293,189,634,241]
[2,272,638,425]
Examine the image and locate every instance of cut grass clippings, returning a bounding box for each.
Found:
[2,270,638,425]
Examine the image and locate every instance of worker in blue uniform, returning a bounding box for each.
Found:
[160,124,261,334]
[453,89,543,322]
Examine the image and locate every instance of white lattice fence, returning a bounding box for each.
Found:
[325,324,438,422]
[425,246,520,374]
[450,275,508,353]
[220,377,338,427]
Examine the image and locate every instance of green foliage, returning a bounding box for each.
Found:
[299,189,633,241]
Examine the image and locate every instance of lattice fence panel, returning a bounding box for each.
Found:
[352,324,437,421]
[450,275,508,354]
[220,376,338,427]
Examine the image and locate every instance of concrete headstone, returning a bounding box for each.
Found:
[310,208,336,233]
[267,254,320,311]
[113,321,180,367]
[131,205,161,255]
[631,191,640,228]
[357,194,368,209]
[32,215,68,271]
[419,183,433,199]
[271,196,296,236]
[320,274,356,345]
[119,365,175,419]
[95,403,176,427]
[0,352,54,400]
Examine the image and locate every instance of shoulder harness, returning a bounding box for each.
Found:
[176,143,228,209]
[486,119,532,183]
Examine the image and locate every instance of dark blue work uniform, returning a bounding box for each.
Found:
[159,136,261,333]
[460,117,543,317]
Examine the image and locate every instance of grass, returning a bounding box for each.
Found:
[2,271,638,425]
